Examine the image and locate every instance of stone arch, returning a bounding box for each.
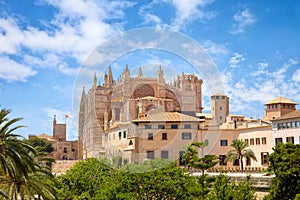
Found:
[133,84,155,98]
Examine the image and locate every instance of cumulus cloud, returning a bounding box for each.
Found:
[0,55,37,82]
[0,0,135,82]
[230,8,256,34]
[228,52,245,68]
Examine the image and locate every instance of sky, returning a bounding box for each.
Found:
[1,0,300,140]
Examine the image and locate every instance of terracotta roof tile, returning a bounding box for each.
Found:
[271,110,300,121]
[132,112,201,122]
[265,96,298,105]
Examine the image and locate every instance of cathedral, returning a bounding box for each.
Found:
[78,65,203,159]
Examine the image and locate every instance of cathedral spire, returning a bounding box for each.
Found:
[157,65,164,83]
[138,67,143,77]
[108,66,113,85]
[81,86,86,101]
[93,73,97,87]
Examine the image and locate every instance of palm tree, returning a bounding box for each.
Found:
[225,139,257,171]
[0,108,57,199]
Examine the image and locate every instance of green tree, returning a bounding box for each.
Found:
[225,139,257,171]
[182,142,218,200]
[207,173,255,200]
[25,137,54,153]
[265,143,300,200]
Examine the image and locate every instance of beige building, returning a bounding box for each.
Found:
[30,115,79,161]
[79,65,299,170]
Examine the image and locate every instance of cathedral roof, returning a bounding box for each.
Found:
[265,96,298,105]
[132,111,202,122]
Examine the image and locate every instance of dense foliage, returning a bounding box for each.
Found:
[265,143,300,200]
[56,157,256,200]
[25,137,54,153]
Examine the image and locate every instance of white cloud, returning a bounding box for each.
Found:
[201,40,229,55]
[292,69,300,82]
[0,55,37,82]
[228,52,245,68]
[171,0,215,30]
[138,0,215,31]
[0,0,135,81]
[230,8,256,34]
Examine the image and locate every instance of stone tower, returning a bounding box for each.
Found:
[53,115,66,141]
[211,93,229,124]
[264,96,297,120]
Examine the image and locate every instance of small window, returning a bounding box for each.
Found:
[256,138,260,145]
[119,132,122,140]
[162,133,167,140]
[148,133,153,140]
[246,157,251,166]
[245,139,249,145]
[220,116,223,120]
[123,131,126,138]
[233,159,239,166]
[220,107,222,110]
[158,124,165,129]
[161,150,169,159]
[222,96,225,99]
[129,140,133,145]
[184,124,191,129]
[182,132,191,140]
[250,138,254,145]
[63,147,67,153]
[219,155,227,166]
[220,140,227,146]
[262,137,267,145]
[286,136,294,144]
[261,152,269,165]
[147,151,154,159]
[171,124,178,129]
[275,137,283,145]
[72,148,75,152]
[179,151,186,166]
[145,125,152,129]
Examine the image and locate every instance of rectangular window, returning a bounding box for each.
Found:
[147,151,154,159]
[275,137,283,145]
[297,121,300,127]
[282,123,286,129]
[162,133,167,140]
[262,137,267,145]
[118,132,122,140]
[171,124,178,129]
[256,138,260,145]
[63,147,67,153]
[219,155,227,166]
[287,122,291,129]
[148,133,153,140]
[145,125,152,129]
[277,123,282,129]
[292,122,296,128]
[161,150,169,159]
[123,131,126,138]
[220,140,228,146]
[233,159,239,166]
[245,139,249,145]
[220,107,222,110]
[286,136,294,144]
[246,157,251,166]
[158,124,165,129]
[184,124,191,129]
[261,152,269,165]
[182,132,192,140]
[250,138,254,145]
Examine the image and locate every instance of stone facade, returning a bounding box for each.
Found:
[78,65,299,169]
[78,65,203,159]
[30,115,79,161]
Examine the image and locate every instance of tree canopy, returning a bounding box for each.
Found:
[265,143,300,200]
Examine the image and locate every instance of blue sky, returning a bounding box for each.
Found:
[1,0,300,140]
